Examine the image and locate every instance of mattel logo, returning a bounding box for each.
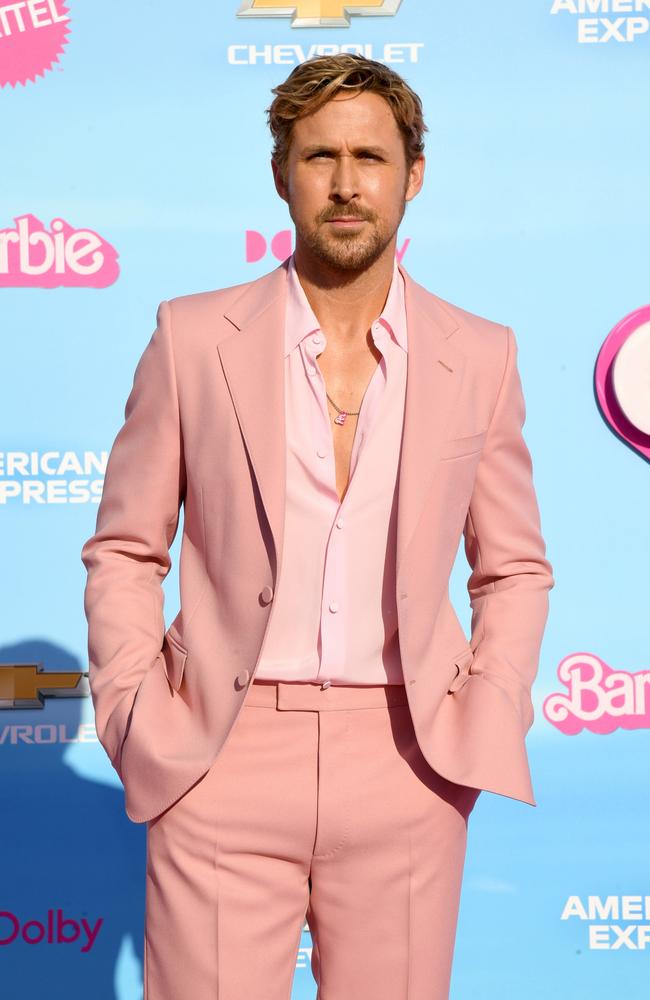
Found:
[0,215,119,287]
[246,229,411,264]
[0,908,103,952]
[0,0,71,89]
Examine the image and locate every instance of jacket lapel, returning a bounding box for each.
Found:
[218,262,289,577]
[395,264,466,582]
[217,257,467,587]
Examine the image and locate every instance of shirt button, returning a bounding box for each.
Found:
[321,679,331,689]
[317,448,327,458]
[329,601,339,613]
[336,518,344,529]
[309,366,317,376]
[312,335,322,345]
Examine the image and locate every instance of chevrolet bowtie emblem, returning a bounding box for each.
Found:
[0,664,90,709]
[237,0,403,29]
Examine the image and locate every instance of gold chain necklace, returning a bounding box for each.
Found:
[325,391,360,426]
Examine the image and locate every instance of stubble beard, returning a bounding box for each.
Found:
[289,196,407,275]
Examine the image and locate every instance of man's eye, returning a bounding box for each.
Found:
[307,152,381,161]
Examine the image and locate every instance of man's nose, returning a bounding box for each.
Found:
[330,155,360,200]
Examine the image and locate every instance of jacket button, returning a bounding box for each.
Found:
[260,585,274,604]
[237,669,250,687]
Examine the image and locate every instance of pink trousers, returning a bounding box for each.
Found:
[144,679,481,999]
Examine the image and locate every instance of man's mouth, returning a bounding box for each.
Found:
[327,218,366,227]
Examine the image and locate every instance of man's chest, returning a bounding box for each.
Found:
[314,340,384,504]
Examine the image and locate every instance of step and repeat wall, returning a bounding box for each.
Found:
[2,2,648,998]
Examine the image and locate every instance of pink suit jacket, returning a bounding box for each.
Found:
[81,257,555,824]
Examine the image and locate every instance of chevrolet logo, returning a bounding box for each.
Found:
[0,664,90,709]
[237,0,402,29]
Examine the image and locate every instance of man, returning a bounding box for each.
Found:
[81,54,554,1000]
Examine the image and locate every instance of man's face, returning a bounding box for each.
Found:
[272,89,424,273]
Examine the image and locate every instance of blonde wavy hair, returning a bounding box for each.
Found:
[266,54,428,183]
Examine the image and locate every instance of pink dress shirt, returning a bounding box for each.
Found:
[255,252,408,686]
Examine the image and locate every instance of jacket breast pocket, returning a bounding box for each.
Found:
[162,629,188,692]
[439,430,487,461]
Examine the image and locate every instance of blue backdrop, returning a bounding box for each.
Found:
[2,2,649,997]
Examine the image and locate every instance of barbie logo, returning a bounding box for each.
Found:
[0,214,119,287]
[595,305,650,463]
[543,653,650,735]
[0,0,71,89]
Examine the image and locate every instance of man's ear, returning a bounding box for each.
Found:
[271,158,289,203]
[405,154,425,204]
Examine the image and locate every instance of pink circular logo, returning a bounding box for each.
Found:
[595,305,650,462]
[0,1,71,89]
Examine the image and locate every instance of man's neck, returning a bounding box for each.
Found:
[292,247,396,345]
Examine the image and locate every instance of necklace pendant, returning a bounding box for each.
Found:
[334,412,347,425]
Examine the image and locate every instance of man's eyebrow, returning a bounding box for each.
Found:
[300,144,389,157]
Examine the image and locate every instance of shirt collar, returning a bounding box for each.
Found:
[284,251,408,358]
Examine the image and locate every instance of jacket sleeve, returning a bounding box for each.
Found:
[80,300,185,777]
[462,324,555,732]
